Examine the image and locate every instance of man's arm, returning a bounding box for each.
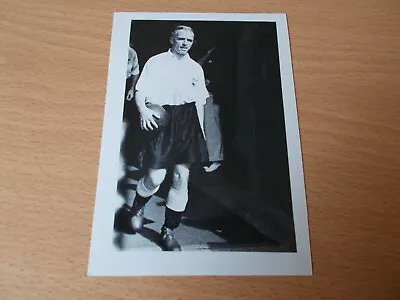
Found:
[132,74,139,88]
[135,90,160,131]
[135,90,148,113]
[126,47,140,101]
[135,60,160,131]
[126,74,139,101]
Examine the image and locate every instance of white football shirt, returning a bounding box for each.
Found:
[135,50,209,106]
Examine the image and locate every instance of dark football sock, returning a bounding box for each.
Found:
[125,193,151,213]
[163,207,183,230]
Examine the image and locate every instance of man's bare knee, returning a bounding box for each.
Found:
[172,164,189,190]
[145,168,167,189]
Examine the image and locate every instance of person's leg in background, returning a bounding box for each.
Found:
[203,94,224,172]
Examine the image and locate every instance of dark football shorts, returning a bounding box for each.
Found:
[139,102,209,169]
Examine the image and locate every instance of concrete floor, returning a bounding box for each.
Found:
[113,165,287,252]
[113,120,293,252]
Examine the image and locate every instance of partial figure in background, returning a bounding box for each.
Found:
[126,46,140,101]
[197,47,224,172]
[120,45,143,173]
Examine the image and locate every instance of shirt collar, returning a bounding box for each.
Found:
[167,49,191,61]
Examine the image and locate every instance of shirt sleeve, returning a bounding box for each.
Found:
[135,58,152,96]
[131,49,140,76]
[127,47,140,77]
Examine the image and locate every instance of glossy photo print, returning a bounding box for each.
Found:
[88,12,312,276]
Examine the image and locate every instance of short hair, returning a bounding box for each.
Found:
[171,25,194,39]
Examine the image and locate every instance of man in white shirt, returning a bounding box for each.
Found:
[117,25,209,251]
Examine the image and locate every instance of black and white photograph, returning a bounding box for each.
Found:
[88,12,312,276]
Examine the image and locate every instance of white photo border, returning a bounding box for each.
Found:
[87,12,312,276]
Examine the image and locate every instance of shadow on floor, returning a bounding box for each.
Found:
[113,164,293,252]
[113,210,161,250]
[181,183,279,250]
[113,227,163,251]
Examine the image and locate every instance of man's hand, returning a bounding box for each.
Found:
[139,106,160,131]
[126,87,134,101]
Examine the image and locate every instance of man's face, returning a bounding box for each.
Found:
[171,29,194,56]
